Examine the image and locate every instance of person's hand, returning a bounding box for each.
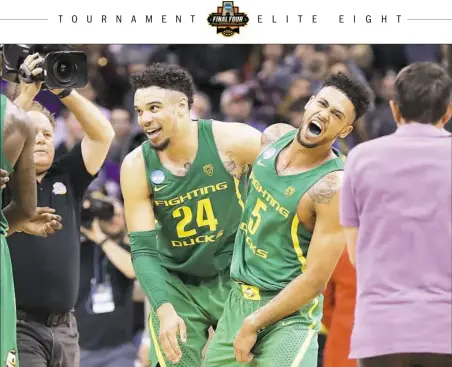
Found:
[18,53,66,98]
[80,218,107,244]
[233,316,259,363]
[137,341,150,367]
[157,303,187,364]
[20,207,63,237]
[0,169,10,189]
[18,53,44,99]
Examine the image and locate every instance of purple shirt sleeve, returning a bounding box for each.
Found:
[340,152,360,227]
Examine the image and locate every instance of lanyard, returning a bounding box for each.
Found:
[92,244,109,283]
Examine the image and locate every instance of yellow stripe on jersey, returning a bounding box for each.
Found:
[233,177,245,210]
[308,297,320,329]
[290,215,307,272]
[148,313,167,367]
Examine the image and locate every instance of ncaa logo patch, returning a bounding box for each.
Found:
[5,350,17,367]
[150,170,165,185]
[262,147,276,160]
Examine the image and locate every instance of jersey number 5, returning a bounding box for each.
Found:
[172,198,219,238]
[247,198,267,235]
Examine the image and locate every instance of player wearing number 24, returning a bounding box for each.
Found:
[120,63,290,367]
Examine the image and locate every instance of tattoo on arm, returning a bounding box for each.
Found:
[223,159,248,179]
[308,173,340,205]
[262,124,295,148]
[3,114,17,141]
[223,160,236,175]
[183,162,192,174]
[261,127,282,146]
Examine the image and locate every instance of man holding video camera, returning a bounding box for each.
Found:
[3,50,115,367]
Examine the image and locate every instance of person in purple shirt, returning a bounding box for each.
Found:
[340,61,452,367]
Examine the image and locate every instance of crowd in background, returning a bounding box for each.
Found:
[2,44,450,367]
[3,44,450,200]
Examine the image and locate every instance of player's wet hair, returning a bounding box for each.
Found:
[322,72,371,122]
[394,62,452,125]
[130,63,195,109]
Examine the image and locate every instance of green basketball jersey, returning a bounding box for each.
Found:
[0,94,13,236]
[142,119,247,277]
[231,129,344,292]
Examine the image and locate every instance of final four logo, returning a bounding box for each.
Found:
[207,1,249,37]
[5,350,17,367]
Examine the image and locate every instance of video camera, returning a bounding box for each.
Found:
[1,44,88,89]
[81,191,115,228]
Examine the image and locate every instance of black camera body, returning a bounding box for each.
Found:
[1,44,88,89]
[81,192,115,228]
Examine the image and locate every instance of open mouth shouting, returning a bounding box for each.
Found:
[305,118,325,139]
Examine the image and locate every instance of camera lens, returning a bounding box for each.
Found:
[44,50,88,89]
[53,59,75,83]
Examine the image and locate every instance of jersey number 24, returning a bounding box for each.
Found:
[172,198,219,238]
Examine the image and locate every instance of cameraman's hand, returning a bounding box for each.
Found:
[18,53,44,99]
[20,207,63,237]
[157,303,187,364]
[0,169,10,189]
[80,218,107,244]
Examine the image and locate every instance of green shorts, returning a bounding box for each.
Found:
[0,235,19,367]
[147,267,232,367]
[203,282,320,367]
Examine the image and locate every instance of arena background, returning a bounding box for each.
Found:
[1,44,451,367]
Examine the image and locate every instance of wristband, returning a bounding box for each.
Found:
[57,89,73,99]
[98,237,109,247]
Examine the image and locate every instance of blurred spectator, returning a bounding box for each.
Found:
[364,70,397,139]
[108,107,134,164]
[191,91,213,120]
[404,45,443,64]
[349,45,374,80]
[278,75,312,121]
[76,45,130,110]
[329,62,351,77]
[305,52,330,92]
[77,196,137,367]
[175,45,253,114]
[287,96,310,128]
[55,110,86,158]
[322,252,357,367]
[220,84,267,131]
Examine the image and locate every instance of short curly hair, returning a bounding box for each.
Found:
[130,63,195,109]
[322,72,371,122]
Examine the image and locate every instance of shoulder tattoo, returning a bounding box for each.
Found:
[223,158,248,179]
[262,124,295,147]
[4,107,30,139]
[308,173,340,205]
[184,162,192,172]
